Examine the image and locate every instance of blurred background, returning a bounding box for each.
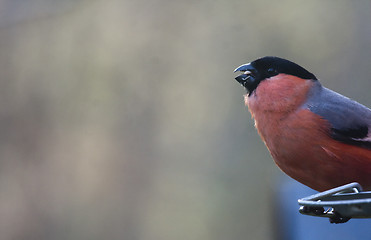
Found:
[0,0,371,239]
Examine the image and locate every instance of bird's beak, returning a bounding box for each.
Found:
[234,63,254,73]
[234,63,257,95]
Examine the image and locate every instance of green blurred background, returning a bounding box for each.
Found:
[0,0,370,239]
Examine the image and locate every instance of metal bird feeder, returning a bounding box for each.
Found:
[298,182,371,223]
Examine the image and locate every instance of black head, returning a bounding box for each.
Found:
[234,56,317,95]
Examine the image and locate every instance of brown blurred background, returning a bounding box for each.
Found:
[0,0,370,239]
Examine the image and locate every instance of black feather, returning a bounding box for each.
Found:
[331,126,371,149]
[251,56,318,81]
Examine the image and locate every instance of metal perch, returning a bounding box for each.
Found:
[298,182,371,223]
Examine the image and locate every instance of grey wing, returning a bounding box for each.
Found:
[304,84,371,149]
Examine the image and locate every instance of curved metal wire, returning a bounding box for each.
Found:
[298,182,371,223]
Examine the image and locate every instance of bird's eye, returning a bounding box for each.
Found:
[267,68,275,74]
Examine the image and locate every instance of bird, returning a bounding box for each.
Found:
[233,56,371,192]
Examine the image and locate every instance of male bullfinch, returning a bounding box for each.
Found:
[234,56,371,192]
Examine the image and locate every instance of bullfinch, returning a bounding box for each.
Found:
[234,56,371,192]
